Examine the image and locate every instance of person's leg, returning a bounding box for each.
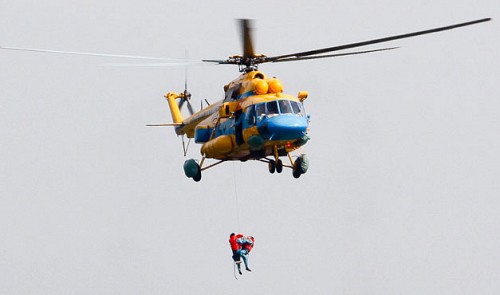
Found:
[233,250,242,275]
[240,250,251,271]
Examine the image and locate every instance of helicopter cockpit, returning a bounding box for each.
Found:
[243,99,308,141]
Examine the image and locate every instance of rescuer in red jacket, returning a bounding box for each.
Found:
[229,233,243,274]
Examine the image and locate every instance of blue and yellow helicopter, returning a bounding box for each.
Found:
[159,67,311,181]
[148,18,490,181]
[1,18,490,181]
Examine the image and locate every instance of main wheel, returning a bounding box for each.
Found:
[292,157,302,178]
[297,155,309,174]
[292,168,301,178]
[193,169,202,182]
[268,160,276,174]
[184,159,202,182]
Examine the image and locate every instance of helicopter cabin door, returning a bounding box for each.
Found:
[234,110,244,145]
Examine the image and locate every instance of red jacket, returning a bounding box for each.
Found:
[229,234,244,251]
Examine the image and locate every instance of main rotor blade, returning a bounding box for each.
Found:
[201,59,232,64]
[267,18,491,61]
[0,46,197,62]
[240,19,256,58]
[100,61,211,67]
[146,123,182,127]
[270,47,399,63]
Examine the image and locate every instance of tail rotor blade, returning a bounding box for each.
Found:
[178,98,185,110]
[184,49,189,92]
[182,49,195,115]
[186,100,195,115]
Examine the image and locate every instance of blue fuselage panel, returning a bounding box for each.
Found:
[257,115,308,141]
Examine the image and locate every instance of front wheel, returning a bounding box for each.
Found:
[276,159,283,173]
[268,160,276,174]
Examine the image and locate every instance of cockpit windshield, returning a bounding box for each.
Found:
[278,100,293,114]
[247,99,307,127]
[266,101,279,115]
[253,99,305,120]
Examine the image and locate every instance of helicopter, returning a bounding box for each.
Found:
[149,18,491,181]
[0,18,491,181]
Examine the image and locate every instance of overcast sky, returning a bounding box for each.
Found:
[1,0,499,294]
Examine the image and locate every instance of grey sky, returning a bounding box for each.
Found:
[1,0,499,294]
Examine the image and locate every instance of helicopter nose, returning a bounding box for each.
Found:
[258,115,308,140]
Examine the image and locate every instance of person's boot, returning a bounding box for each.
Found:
[236,262,242,275]
[246,267,252,272]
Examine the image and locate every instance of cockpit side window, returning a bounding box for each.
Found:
[278,100,293,114]
[256,103,266,117]
[245,106,256,126]
[290,101,304,116]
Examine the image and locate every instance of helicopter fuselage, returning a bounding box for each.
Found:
[170,70,309,161]
[166,70,310,180]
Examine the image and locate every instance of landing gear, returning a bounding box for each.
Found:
[268,159,283,174]
[292,158,302,178]
[292,155,309,178]
[292,168,301,178]
[265,152,307,178]
[276,159,283,173]
[184,159,202,182]
[183,157,225,182]
[193,169,202,182]
[267,146,284,174]
[268,160,276,174]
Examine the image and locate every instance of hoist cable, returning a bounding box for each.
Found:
[232,162,241,232]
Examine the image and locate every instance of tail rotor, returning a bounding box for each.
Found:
[177,88,194,116]
[177,51,194,116]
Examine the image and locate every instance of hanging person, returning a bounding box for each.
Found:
[229,233,244,275]
[239,236,254,272]
[229,233,255,275]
